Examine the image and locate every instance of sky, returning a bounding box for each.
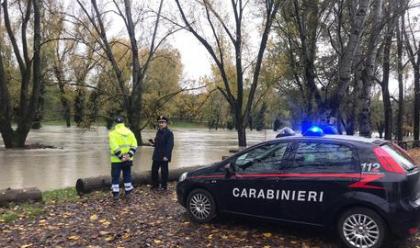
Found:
[169,30,211,81]
[162,1,420,93]
[63,0,420,94]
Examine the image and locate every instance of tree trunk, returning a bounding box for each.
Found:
[359,0,383,138]
[414,68,420,143]
[74,86,85,127]
[382,20,394,140]
[342,39,363,136]
[396,16,404,142]
[331,0,369,116]
[359,71,373,138]
[0,29,14,148]
[125,0,144,145]
[32,80,45,129]
[54,66,71,127]
[237,125,247,147]
[29,0,42,130]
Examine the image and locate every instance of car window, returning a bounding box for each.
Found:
[291,142,355,172]
[234,142,289,173]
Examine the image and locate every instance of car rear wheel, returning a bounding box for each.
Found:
[186,189,216,223]
[338,207,387,248]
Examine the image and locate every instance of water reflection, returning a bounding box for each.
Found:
[0,126,277,190]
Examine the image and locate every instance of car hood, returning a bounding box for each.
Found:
[186,162,221,177]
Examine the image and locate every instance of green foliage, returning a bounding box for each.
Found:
[0,188,77,224]
[42,187,79,204]
[0,203,44,224]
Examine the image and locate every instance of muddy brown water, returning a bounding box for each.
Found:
[0,126,277,190]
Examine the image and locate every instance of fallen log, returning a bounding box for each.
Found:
[0,187,42,207]
[75,165,204,195]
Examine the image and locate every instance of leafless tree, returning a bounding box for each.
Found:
[174,0,281,146]
[74,0,173,144]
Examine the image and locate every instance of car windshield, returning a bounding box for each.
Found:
[381,144,417,171]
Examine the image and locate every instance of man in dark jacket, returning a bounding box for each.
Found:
[149,116,174,191]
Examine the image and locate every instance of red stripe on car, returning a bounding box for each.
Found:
[190,173,384,190]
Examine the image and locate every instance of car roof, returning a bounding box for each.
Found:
[275,134,385,145]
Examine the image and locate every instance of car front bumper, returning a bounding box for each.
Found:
[176,181,188,208]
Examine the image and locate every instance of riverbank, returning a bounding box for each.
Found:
[0,188,80,224]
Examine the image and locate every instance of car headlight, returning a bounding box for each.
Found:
[179,172,188,182]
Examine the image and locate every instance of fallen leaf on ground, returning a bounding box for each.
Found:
[90,214,98,221]
[154,239,162,244]
[67,235,80,241]
[105,236,114,242]
[263,232,272,238]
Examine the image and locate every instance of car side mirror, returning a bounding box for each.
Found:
[224,163,235,178]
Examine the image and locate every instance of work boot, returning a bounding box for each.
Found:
[112,193,119,202]
[158,186,168,192]
[125,191,132,202]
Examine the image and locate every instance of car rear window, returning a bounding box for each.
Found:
[381,144,417,171]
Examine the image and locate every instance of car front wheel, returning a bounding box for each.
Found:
[186,189,216,223]
[338,207,387,248]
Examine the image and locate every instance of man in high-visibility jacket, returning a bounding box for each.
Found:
[109,116,138,201]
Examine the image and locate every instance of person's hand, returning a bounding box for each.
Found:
[122,154,130,161]
[163,157,168,161]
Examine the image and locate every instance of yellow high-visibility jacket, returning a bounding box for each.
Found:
[109,123,138,163]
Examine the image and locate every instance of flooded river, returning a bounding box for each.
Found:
[0,126,277,190]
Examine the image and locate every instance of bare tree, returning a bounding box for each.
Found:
[404,8,420,144]
[174,0,281,146]
[395,1,407,142]
[379,0,404,140]
[0,0,43,148]
[74,0,169,144]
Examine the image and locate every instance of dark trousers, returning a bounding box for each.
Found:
[111,161,133,195]
[151,160,168,189]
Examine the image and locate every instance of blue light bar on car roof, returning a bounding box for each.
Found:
[304,126,325,136]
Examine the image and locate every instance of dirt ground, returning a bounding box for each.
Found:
[0,182,419,248]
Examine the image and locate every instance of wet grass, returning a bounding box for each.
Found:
[0,187,80,224]
[0,203,44,223]
[42,187,80,204]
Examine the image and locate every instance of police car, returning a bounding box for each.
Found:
[176,127,420,248]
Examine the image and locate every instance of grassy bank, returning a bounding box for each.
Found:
[0,187,84,224]
[169,120,207,128]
